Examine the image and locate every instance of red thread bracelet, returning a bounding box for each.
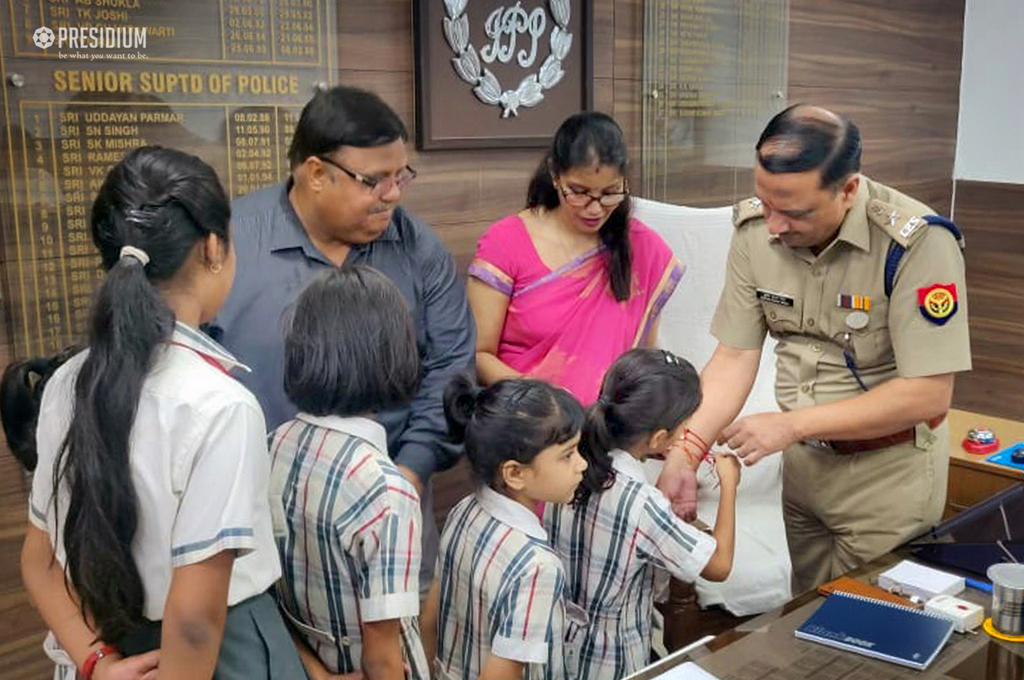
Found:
[82,644,118,680]
[683,428,709,450]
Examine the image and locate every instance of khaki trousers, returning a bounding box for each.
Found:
[783,420,949,594]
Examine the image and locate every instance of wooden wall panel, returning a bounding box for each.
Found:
[950,180,1024,422]
[786,0,964,216]
[788,0,964,94]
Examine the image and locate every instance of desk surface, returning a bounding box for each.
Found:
[631,410,1024,679]
[669,551,1024,680]
[949,409,1024,475]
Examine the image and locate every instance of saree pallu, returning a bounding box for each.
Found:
[469,215,684,404]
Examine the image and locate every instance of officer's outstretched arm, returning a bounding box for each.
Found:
[657,342,760,511]
[720,373,953,465]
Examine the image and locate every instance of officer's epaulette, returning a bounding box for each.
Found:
[732,197,764,228]
[867,199,929,248]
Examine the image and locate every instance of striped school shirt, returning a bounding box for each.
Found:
[544,450,716,680]
[436,487,570,680]
[270,413,429,679]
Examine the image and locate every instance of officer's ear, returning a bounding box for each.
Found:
[837,174,860,210]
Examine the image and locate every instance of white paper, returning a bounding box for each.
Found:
[649,661,721,680]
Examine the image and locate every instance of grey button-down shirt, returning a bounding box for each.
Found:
[208,182,475,481]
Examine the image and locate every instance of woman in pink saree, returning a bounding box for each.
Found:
[467,112,684,405]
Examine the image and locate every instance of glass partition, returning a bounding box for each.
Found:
[641,0,788,206]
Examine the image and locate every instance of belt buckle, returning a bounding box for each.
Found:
[803,438,835,451]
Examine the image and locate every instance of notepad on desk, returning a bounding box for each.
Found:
[795,591,954,670]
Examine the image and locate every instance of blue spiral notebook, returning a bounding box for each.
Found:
[795,591,955,670]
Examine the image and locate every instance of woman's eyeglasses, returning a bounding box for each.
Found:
[317,155,417,198]
[557,182,629,208]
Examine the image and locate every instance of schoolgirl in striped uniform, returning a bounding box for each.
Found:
[425,376,589,680]
[545,349,740,680]
[269,266,430,680]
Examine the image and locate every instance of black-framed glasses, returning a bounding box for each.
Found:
[557,181,629,208]
[316,155,417,197]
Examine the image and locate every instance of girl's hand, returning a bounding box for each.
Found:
[94,650,160,680]
[713,454,741,492]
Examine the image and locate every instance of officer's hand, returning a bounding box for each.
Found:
[718,412,796,465]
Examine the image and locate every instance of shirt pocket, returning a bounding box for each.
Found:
[759,291,803,334]
[830,306,893,368]
[280,604,338,646]
[848,327,894,368]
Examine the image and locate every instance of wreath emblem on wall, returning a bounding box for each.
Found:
[442,0,573,118]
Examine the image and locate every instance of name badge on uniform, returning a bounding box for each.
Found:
[755,288,794,307]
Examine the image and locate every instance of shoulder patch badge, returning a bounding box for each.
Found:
[917,283,958,325]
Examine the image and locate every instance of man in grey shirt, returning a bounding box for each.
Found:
[208,86,475,590]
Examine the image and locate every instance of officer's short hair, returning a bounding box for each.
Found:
[755,104,861,190]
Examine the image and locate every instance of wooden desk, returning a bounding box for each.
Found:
[644,551,1024,680]
[946,409,1024,517]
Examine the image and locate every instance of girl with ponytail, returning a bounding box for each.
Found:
[467,112,685,405]
[20,146,304,680]
[424,376,588,680]
[544,349,740,680]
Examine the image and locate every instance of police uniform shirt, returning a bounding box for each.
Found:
[711,175,971,412]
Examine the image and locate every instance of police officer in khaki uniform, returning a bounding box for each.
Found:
[659,105,971,593]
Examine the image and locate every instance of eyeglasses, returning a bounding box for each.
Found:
[557,181,629,209]
[316,155,417,197]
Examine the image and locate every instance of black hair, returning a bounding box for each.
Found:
[54,146,230,643]
[288,85,408,167]
[526,111,633,301]
[444,375,584,489]
[755,104,861,190]
[284,265,421,416]
[0,346,78,471]
[576,349,702,504]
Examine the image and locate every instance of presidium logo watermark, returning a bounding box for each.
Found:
[33,25,148,60]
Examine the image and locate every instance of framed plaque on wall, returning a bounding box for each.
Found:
[414,0,592,150]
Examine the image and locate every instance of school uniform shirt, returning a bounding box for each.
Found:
[269,413,429,679]
[29,322,281,622]
[436,487,570,680]
[544,450,717,680]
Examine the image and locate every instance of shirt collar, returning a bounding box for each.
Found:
[476,486,548,541]
[268,182,333,265]
[832,176,871,253]
[268,181,402,261]
[170,322,250,373]
[295,412,388,452]
[610,449,647,483]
